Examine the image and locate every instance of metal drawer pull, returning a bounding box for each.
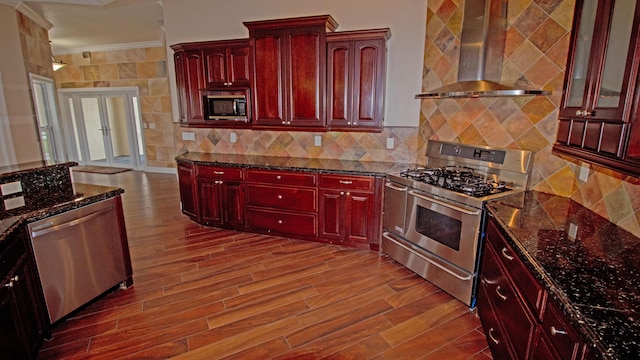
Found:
[339,180,353,184]
[213,171,224,175]
[550,326,567,336]
[501,247,514,261]
[409,191,481,215]
[488,327,500,344]
[382,232,473,281]
[495,285,508,300]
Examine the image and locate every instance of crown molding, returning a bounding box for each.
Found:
[15,3,53,30]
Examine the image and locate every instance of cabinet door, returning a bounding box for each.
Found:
[252,31,286,125]
[345,191,374,244]
[560,0,639,122]
[173,50,188,124]
[327,41,352,127]
[351,39,385,129]
[0,283,23,359]
[204,47,228,87]
[177,163,197,218]
[221,181,245,228]
[287,27,324,127]
[11,258,46,359]
[319,189,343,241]
[198,180,223,225]
[228,45,251,86]
[184,50,206,124]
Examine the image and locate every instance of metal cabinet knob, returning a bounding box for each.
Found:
[277,195,283,199]
[278,220,283,224]
[550,326,568,336]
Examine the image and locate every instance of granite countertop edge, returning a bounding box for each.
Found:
[0,183,123,244]
[176,152,417,177]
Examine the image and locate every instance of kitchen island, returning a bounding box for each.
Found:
[0,162,132,359]
[485,191,640,359]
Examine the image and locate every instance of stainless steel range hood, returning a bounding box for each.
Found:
[416,0,550,99]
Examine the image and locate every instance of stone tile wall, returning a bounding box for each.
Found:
[53,47,175,168]
[421,0,640,238]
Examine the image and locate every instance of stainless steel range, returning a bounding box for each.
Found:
[382,140,532,307]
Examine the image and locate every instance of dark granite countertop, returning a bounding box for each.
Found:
[487,191,640,359]
[0,182,123,244]
[176,152,416,177]
[0,161,77,177]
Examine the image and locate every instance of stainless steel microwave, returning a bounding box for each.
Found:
[203,89,250,122]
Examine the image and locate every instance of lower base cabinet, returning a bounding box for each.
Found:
[479,219,590,360]
[0,228,48,360]
[177,161,383,249]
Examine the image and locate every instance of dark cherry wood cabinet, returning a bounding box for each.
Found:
[326,29,390,131]
[171,47,206,125]
[0,227,48,360]
[554,0,640,176]
[195,165,244,229]
[203,39,251,88]
[478,219,589,360]
[176,161,383,250]
[245,15,338,129]
[172,40,251,127]
[245,169,318,239]
[318,174,383,249]
[177,161,197,219]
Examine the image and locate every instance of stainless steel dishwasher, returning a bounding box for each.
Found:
[28,198,129,323]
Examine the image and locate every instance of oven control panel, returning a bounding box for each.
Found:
[440,143,506,164]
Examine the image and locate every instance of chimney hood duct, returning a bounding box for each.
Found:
[416,0,550,99]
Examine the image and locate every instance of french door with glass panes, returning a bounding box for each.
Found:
[59,88,145,169]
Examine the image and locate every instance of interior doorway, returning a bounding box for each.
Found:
[59,88,146,169]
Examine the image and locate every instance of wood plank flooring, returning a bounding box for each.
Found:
[37,170,491,359]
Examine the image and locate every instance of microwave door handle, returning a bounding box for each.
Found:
[408,190,481,216]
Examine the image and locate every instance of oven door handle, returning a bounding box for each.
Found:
[408,190,481,216]
[382,232,474,281]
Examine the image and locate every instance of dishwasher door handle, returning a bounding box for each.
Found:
[30,205,115,238]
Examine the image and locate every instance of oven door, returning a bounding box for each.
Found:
[404,189,483,273]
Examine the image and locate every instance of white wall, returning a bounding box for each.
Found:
[162,0,427,127]
[0,4,41,165]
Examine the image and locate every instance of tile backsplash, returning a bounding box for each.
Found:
[420,0,640,238]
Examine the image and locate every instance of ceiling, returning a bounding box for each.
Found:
[0,0,164,55]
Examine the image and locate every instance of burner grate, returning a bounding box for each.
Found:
[399,166,508,197]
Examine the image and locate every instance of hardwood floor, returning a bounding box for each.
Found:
[38,170,491,359]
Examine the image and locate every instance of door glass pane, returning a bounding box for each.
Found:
[132,96,146,166]
[567,1,598,108]
[415,206,461,251]
[105,96,131,166]
[67,98,83,161]
[597,0,636,108]
[81,97,106,163]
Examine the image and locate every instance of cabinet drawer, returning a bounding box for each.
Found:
[245,169,316,186]
[481,242,537,360]
[487,221,546,316]
[196,166,243,180]
[245,184,317,212]
[246,208,317,237]
[541,299,584,360]
[319,174,375,191]
[477,282,513,359]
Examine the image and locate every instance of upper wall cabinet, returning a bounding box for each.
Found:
[554,0,640,176]
[171,40,251,127]
[244,15,338,130]
[326,29,390,132]
[202,39,251,88]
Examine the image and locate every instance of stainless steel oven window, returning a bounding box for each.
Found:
[415,206,462,250]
